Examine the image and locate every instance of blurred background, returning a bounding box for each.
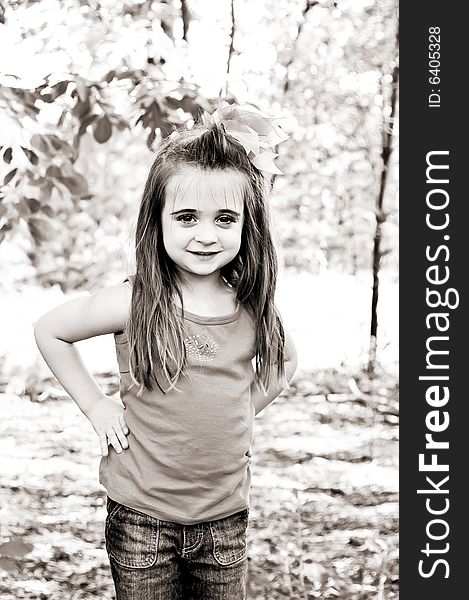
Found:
[0,0,398,598]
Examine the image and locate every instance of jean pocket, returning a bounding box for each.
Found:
[106,497,123,523]
[209,509,249,566]
[105,502,159,569]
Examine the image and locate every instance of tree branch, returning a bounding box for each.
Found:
[220,0,236,97]
[283,0,319,94]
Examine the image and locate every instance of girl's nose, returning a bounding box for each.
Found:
[194,226,218,244]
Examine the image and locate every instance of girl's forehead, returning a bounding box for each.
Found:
[165,167,246,212]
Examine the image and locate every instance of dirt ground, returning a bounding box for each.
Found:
[0,369,398,599]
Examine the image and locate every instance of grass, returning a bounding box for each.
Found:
[0,366,398,599]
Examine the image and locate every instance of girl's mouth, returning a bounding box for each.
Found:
[187,251,221,261]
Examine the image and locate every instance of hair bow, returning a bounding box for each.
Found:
[199,101,289,175]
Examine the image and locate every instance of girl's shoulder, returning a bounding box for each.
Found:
[34,277,132,343]
[85,278,133,337]
[102,276,133,336]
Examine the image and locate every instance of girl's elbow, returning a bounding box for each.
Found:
[33,316,55,346]
[283,330,298,377]
[33,318,47,347]
[287,361,297,383]
[286,345,298,380]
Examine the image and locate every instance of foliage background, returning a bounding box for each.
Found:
[0,0,398,287]
[0,0,399,598]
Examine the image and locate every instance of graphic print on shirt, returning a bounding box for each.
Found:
[184,332,219,362]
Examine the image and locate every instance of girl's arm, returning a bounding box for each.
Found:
[251,328,298,416]
[34,282,132,456]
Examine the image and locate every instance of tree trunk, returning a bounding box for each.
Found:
[368,22,399,373]
[181,0,190,41]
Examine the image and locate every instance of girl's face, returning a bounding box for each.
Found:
[162,167,245,280]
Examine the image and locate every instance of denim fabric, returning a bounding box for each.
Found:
[105,497,249,599]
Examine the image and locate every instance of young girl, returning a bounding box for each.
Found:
[34,102,297,600]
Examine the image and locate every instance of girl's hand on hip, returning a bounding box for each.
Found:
[86,395,130,456]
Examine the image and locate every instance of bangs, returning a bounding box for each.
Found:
[164,167,247,214]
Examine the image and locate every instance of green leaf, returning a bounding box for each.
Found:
[61,174,88,196]
[73,113,98,150]
[3,147,12,164]
[78,113,98,136]
[24,102,40,116]
[147,101,172,136]
[42,204,55,218]
[3,168,17,185]
[180,95,200,116]
[40,93,54,103]
[114,119,130,132]
[31,135,50,155]
[93,115,112,143]
[45,165,63,180]
[151,101,163,126]
[44,135,65,152]
[164,94,201,118]
[45,164,88,196]
[102,70,117,83]
[135,111,147,128]
[0,219,14,233]
[58,109,68,127]
[164,96,180,110]
[21,147,39,165]
[72,97,92,119]
[116,69,140,81]
[25,197,41,213]
[50,81,70,100]
[28,216,56,243]
[18,198,32,217]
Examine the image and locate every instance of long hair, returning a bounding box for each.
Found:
[127,120,285,394]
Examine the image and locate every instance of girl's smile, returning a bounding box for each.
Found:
[188,251,220,258]
[162,167,246,280]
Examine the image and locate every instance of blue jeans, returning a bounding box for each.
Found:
[105,497,248,599]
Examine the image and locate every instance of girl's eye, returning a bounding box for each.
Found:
[176,214,197,224]
[217,215,236,225]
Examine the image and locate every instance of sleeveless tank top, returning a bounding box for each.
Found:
[99,285,257,524]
